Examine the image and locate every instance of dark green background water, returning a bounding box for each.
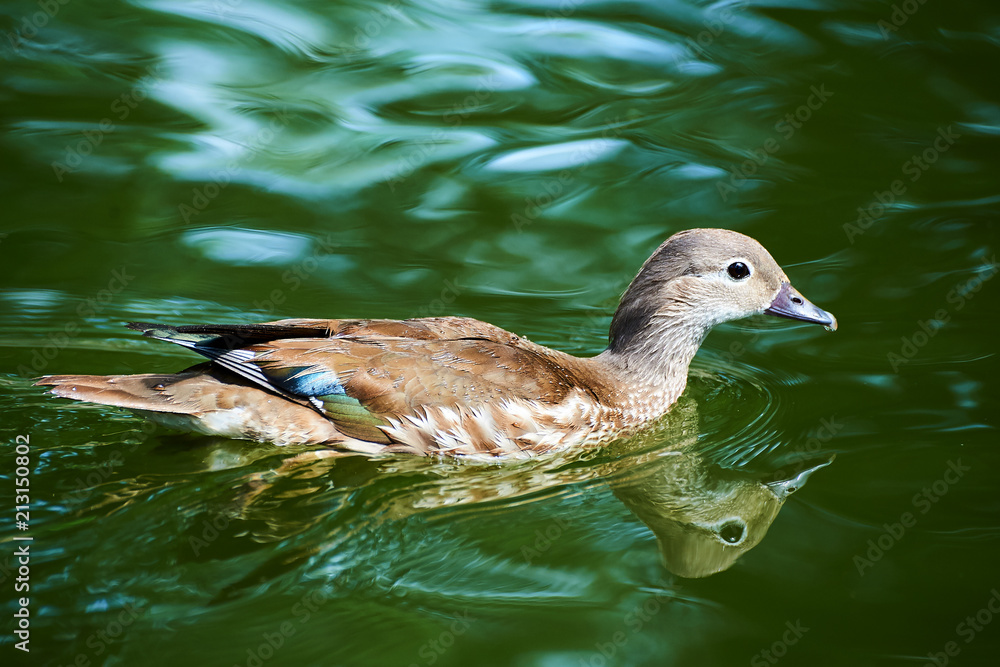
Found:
[1,0,998,665]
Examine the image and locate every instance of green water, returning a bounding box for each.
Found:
[2,0,998,664]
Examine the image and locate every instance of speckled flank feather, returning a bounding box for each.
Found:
[36,229,837,457]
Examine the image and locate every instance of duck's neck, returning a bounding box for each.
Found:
[593,303,709,414]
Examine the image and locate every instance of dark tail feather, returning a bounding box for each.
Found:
[125,322,333,348]
[124,322,338,400]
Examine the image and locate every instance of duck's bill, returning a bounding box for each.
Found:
[765,454,836,501]
[765,282,838,331]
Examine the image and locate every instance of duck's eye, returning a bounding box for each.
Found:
[719,521,746,545]
[727,262,751,280]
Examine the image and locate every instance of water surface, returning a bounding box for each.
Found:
[1,0,998,665]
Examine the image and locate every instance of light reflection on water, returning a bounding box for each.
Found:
[1,0,998,664]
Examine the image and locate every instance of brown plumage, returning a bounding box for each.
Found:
[37,229,837,457]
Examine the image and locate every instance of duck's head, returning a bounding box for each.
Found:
[609,228,837,351]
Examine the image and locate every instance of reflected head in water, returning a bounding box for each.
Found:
[603,397,833,578]
[611,450,832,578]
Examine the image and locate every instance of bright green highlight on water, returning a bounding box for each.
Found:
[1,0,998,665]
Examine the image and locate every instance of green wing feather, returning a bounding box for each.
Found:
[315,393,392,444]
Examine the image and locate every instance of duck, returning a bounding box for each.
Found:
[37,228,837,458]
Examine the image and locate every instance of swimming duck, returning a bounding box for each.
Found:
[37,228,836,457]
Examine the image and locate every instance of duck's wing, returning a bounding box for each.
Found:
[125,319,592,450]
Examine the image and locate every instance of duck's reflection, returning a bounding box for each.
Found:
[594,396,831,577]
[170,397,832,580]
[608,446,831,578]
